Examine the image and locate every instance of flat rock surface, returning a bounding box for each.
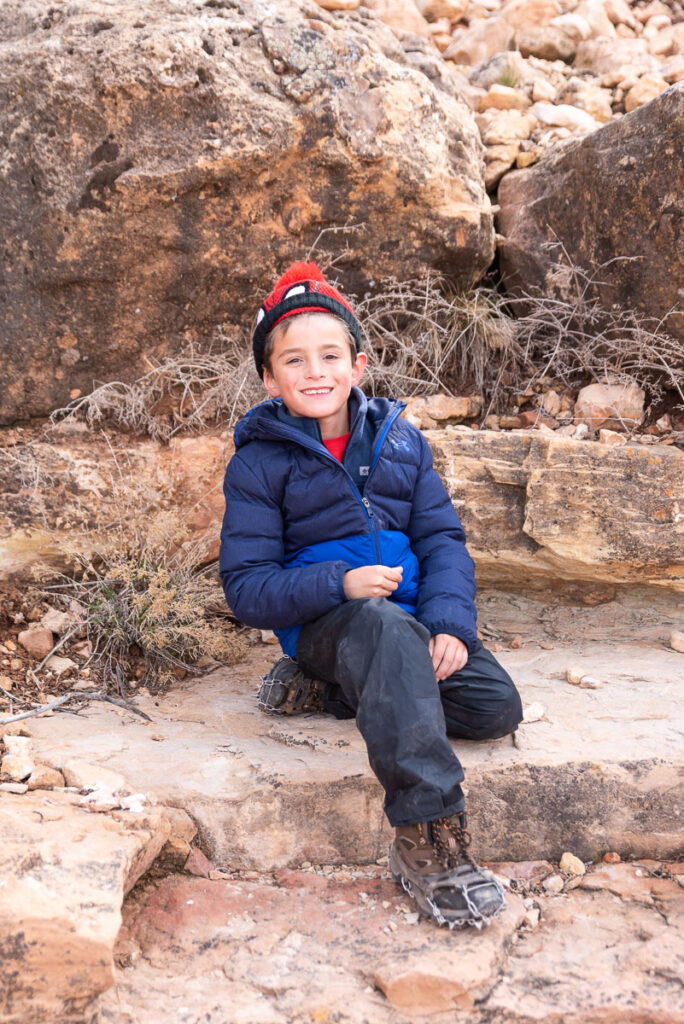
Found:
[25,621,684,869]
[95,861,684,1024]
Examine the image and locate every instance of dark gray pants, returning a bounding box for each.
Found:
[297,598,522,827]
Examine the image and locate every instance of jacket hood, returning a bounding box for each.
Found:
[233,388,403,450]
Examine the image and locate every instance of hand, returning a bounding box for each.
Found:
[429,633,468,680]
[343,565,403,600]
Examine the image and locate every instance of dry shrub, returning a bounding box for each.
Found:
[357,260,683,420]
[509,260,684,414]
[39,508,247,693]
[357,274,522,403]
[50,333,263,443]
[48,259,683,438]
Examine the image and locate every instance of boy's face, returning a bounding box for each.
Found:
[263,314,367,439]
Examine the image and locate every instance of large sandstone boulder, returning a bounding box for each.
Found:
[0,0,493,425]
[496,83,684,343]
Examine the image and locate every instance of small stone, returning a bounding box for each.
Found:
[603,851,621,863]
[523,907,540,928]
[574,382,645,432]
[519,409,559,430]
[669,631,684,654]
[3,735,32,756]
[27,765,66,790]
[522,701,545,723]
[579,675,603,689]
[541,389,562,417]
[0,675,12,692]
[518,25,577,62]
[0,782,28,794]
[484,414,500,430]
[45,655,78,676]
[1,753,35,782]
[510,635,523,649]
[531,102,600,132]
[599,428,627,446]
[40,607,75,635]
[424,394,483,422]
[9,659,22,672]
[260,630,279,645]
[516,148,541,169]
[543,873,565,893]
[573,422,590,440]
[560,852,586,876]
[566,665,586,685]
[479,84,531,111]
[184,847,214,878]
[17,628,54,659]
[625,72,668,111]
[500,414,523,429]
[539,641,554,650]
[4,640,16,652]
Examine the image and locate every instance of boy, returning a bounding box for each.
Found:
[219,262,523,928]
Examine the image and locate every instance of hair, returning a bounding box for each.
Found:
[261,311,357,375]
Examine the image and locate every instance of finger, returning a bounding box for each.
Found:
[431,637,448,677]
[379,566,403,581]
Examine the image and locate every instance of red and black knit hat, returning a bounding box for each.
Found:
[252,261,362,378]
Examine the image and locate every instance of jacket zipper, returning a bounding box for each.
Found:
[266,406,403,564]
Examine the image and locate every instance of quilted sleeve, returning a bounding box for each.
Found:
[219,450,350,629]
[406,430,478,653]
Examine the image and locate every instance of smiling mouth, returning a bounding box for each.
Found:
[301,388,333,395]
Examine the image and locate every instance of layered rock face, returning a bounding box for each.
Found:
[0,0,492,424]
[496,83,684,341]
[2,426,682,593]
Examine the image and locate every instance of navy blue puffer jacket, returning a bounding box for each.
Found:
[219,388,478,657]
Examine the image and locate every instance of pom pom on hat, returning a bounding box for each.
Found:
[252,261,362,378]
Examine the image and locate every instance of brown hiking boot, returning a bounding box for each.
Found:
[388,812,506,929]
[257,656,327,715]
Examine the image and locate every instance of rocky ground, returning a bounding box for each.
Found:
[1,598,682,1022]
[96,856,684,1024]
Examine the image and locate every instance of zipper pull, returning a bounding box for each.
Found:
[362,497,374,517]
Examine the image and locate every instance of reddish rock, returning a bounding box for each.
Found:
[574,382,645,432]
[519,409,560,429]
[184,847,214,878]
[17,628,54,659]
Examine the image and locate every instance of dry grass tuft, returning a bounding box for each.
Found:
[36,508,247,694]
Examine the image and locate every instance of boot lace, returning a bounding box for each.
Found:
[425,814,477,871]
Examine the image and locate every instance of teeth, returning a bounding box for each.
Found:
[303,389,331,394]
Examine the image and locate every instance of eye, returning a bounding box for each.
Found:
[286,356,302,365]
[324,353,340,360]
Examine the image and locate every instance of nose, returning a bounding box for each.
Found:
[304,357,326,379]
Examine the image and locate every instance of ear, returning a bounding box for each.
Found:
[351,351,367,387]
[262,367,281,399]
